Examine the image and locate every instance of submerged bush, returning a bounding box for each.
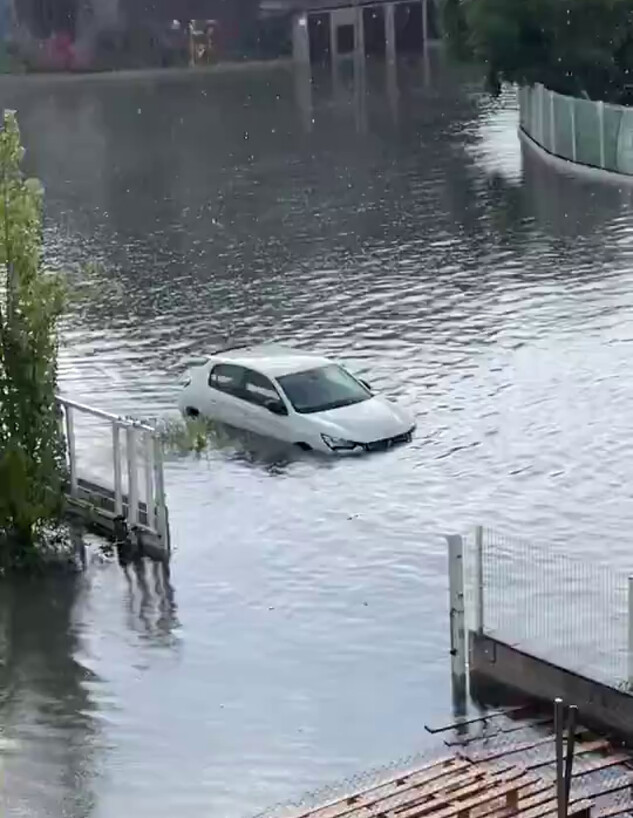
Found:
[0,111,67,571]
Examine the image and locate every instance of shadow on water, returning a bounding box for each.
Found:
[0,573,98,816]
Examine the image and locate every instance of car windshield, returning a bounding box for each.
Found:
[277,364,371,414]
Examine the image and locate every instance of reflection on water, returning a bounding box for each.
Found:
[1,49,633,818]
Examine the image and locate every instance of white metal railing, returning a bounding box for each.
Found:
[56,395,169,553]
[447,526,633,695]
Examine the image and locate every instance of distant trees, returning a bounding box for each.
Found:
[449,0,633,103]
[0,111,67,571]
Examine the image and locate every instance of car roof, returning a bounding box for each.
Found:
[209,344,332,378]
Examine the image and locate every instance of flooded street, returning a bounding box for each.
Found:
[3,52,633,817]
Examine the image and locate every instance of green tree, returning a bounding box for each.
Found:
[0,110,66,571]
[465,0,633,103]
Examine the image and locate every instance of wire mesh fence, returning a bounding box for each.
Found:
[468,527,632,690]
[520,83,633,175]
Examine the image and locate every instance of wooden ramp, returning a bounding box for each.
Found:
[285,717,633,818]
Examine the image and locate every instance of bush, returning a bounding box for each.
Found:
[0,111,67,571]
[464,0,633,103]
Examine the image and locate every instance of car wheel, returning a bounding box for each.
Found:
[185,406,200,418]
[295,442,312,452]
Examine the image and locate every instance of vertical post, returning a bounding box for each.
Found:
[598,100,606,168]
[112,422,123,516]
[126,426,139,526]
[144,430,154,530]
[153,433,170,555]
[564,704,578,817]
[421,0,428,47]
[447,534,467,707]
[555,697,565,818]
[292,13,310,64]
[65,404,78,497]
[385,2,396,63]
[627,576,633,688]
[570,97,577,162]
[539,84,545,147]
[329,10,338,64]
[355,3,365,58]
[550,90,556,154]
[475,525,484,635]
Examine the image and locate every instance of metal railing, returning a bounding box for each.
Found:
[520,83,633,176]
[448,526,633,693]
[56,395,169,554]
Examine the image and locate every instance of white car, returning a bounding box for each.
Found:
[178,344,415,454]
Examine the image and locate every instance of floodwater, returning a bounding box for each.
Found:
[2,50,633,817]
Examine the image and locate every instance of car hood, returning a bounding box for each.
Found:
[308,396,413,443]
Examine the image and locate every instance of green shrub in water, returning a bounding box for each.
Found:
[0,111,67,571]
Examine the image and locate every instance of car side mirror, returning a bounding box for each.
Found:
[264,399,287,416]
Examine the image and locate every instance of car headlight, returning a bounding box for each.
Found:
[321,434,358,451]
[180,374,192,387]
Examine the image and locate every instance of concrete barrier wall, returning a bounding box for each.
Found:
[520,84,633,176]
[470,631,633,741]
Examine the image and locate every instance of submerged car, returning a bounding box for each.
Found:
[178,344,415,454]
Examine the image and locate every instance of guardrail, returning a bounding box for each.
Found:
[56,396,170,560]
[519,83,633,176]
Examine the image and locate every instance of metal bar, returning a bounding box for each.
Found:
[112,422,123,516]
[598,100,606,168]
[153,434,169,553]
[426,705,528,735]
[564,705,578,817]
[474,524,484,634]
[446,534,466,693]
[550,90,556,154]
[570,97,577,162]
[628,577,633,689]
[65,405,78,497]
[126,426,139,526]
[555,697,565,818]
[144,430,155,531]
[55,395,154,432]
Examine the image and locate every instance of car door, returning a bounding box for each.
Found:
[206,363,249,427]
[240,368,292,441]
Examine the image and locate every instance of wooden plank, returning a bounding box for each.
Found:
[289,757,463,818]
[425,708,529,735]
[524,742,617,773]
[375,771,492,817]
[387,767,524,818]
[465,734,581,764]
[570,752,632,778]
[595,802,633,818]
[394,775,536,818]
[361,763,483,818]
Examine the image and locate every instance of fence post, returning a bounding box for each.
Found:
[126,426,139,526]
[474,525,484,635]
[65,404,78,498]
[153,433,170,555]
[447,534,467,702]
[598,100,606,168]
[628,576,633,688]
[112,423,123,516]
[144,430,154,530]
[550,90,556,154]
[570,97,577,162]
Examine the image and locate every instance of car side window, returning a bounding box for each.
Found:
[243,369,286,411]
[208,363,245,396]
